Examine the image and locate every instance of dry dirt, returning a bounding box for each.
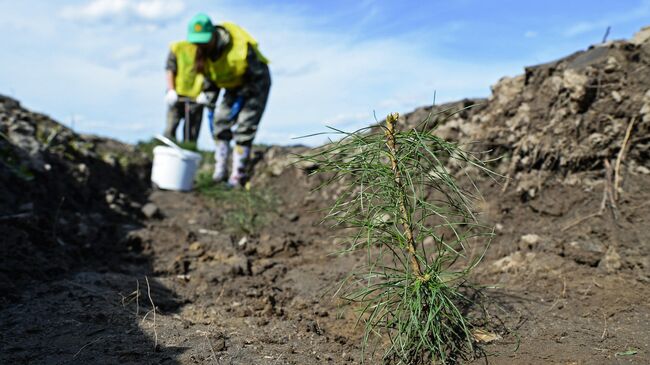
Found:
[2,28,650,365]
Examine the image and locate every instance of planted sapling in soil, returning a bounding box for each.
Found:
[305,111,495,364]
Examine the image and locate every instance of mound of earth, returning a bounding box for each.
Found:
[1,27,650,365]
[0,95,152,299]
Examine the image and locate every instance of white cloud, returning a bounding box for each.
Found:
[60,0,128,20]
[60,0,185,22]
[133,0,185,20]
[524,30,538,38]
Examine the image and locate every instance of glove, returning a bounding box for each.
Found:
[196,92,209,105]
[165,89,178,106]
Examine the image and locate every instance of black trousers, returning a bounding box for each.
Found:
[164,100,204,143]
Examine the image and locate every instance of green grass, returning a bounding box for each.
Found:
[194,170,278,235]
[135,138,163,158]
[303,111,495,364]
[138,137,273,234]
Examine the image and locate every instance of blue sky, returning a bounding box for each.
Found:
[1,1,649,148]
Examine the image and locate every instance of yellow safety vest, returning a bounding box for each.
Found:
[205,22,269,89]
[170,22,268,96]
[170,41,204,98]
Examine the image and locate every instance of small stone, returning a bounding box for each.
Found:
[141,203,160,219]
[600,246,622,273]
[316,310,329,317]
[306,320,322,335]
[198,228,221,236]
[520,234,541,250]
[495,223,504,232]
[229,255,250,275]
[238,236,248,247]
[635,165,650,175]
[105,193,116,204]
[603,60,618,73]
[211,336,226,351]
[257,237,283,258]
[565,240,605,266]
[286,213,299,222]
[189,241,202,251]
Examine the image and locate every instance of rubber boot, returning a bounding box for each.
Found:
[212,140,230,182]
[228,144,250,188]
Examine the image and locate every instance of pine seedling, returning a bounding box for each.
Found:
[304,112,494,364]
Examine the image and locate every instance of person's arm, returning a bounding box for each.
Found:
[202,77,220,109]
[166,70,175,91]
[165,51,177,90]
[164,51,179,105]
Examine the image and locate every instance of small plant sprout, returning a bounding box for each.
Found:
[304,111,495,364]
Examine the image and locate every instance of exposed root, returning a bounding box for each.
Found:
[72,336,103,359]
[141,276,158,350]
[562,157,621,231]
[613,117,635,202]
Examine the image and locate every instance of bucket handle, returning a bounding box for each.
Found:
[155,134,188,156]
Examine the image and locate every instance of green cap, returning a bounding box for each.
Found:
[187,13,214,44]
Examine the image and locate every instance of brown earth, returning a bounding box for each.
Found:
[2,28,650,365]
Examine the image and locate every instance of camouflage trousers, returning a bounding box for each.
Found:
[212,65,271,146]
[164,100,204,143]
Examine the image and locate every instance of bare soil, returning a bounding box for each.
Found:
[2,29,650,365]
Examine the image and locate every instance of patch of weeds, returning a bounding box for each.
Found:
[69,140,95,155]
[135,138,164,158]
[303,112,496,364]
[176,140,198,152]
[117,154,133,170]
[194,170,278,235]
[33,124,64,150]
[615,348,638,357]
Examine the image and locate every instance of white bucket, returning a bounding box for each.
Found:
[151,139,202,191]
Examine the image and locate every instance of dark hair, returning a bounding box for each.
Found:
[194,32,217,74]
[194,44,207,74]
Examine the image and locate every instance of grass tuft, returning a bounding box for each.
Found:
[194,170,278,235]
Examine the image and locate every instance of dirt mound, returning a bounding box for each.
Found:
[0,94,151,302]
[255,30,650,202]
[404,31,650,181]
